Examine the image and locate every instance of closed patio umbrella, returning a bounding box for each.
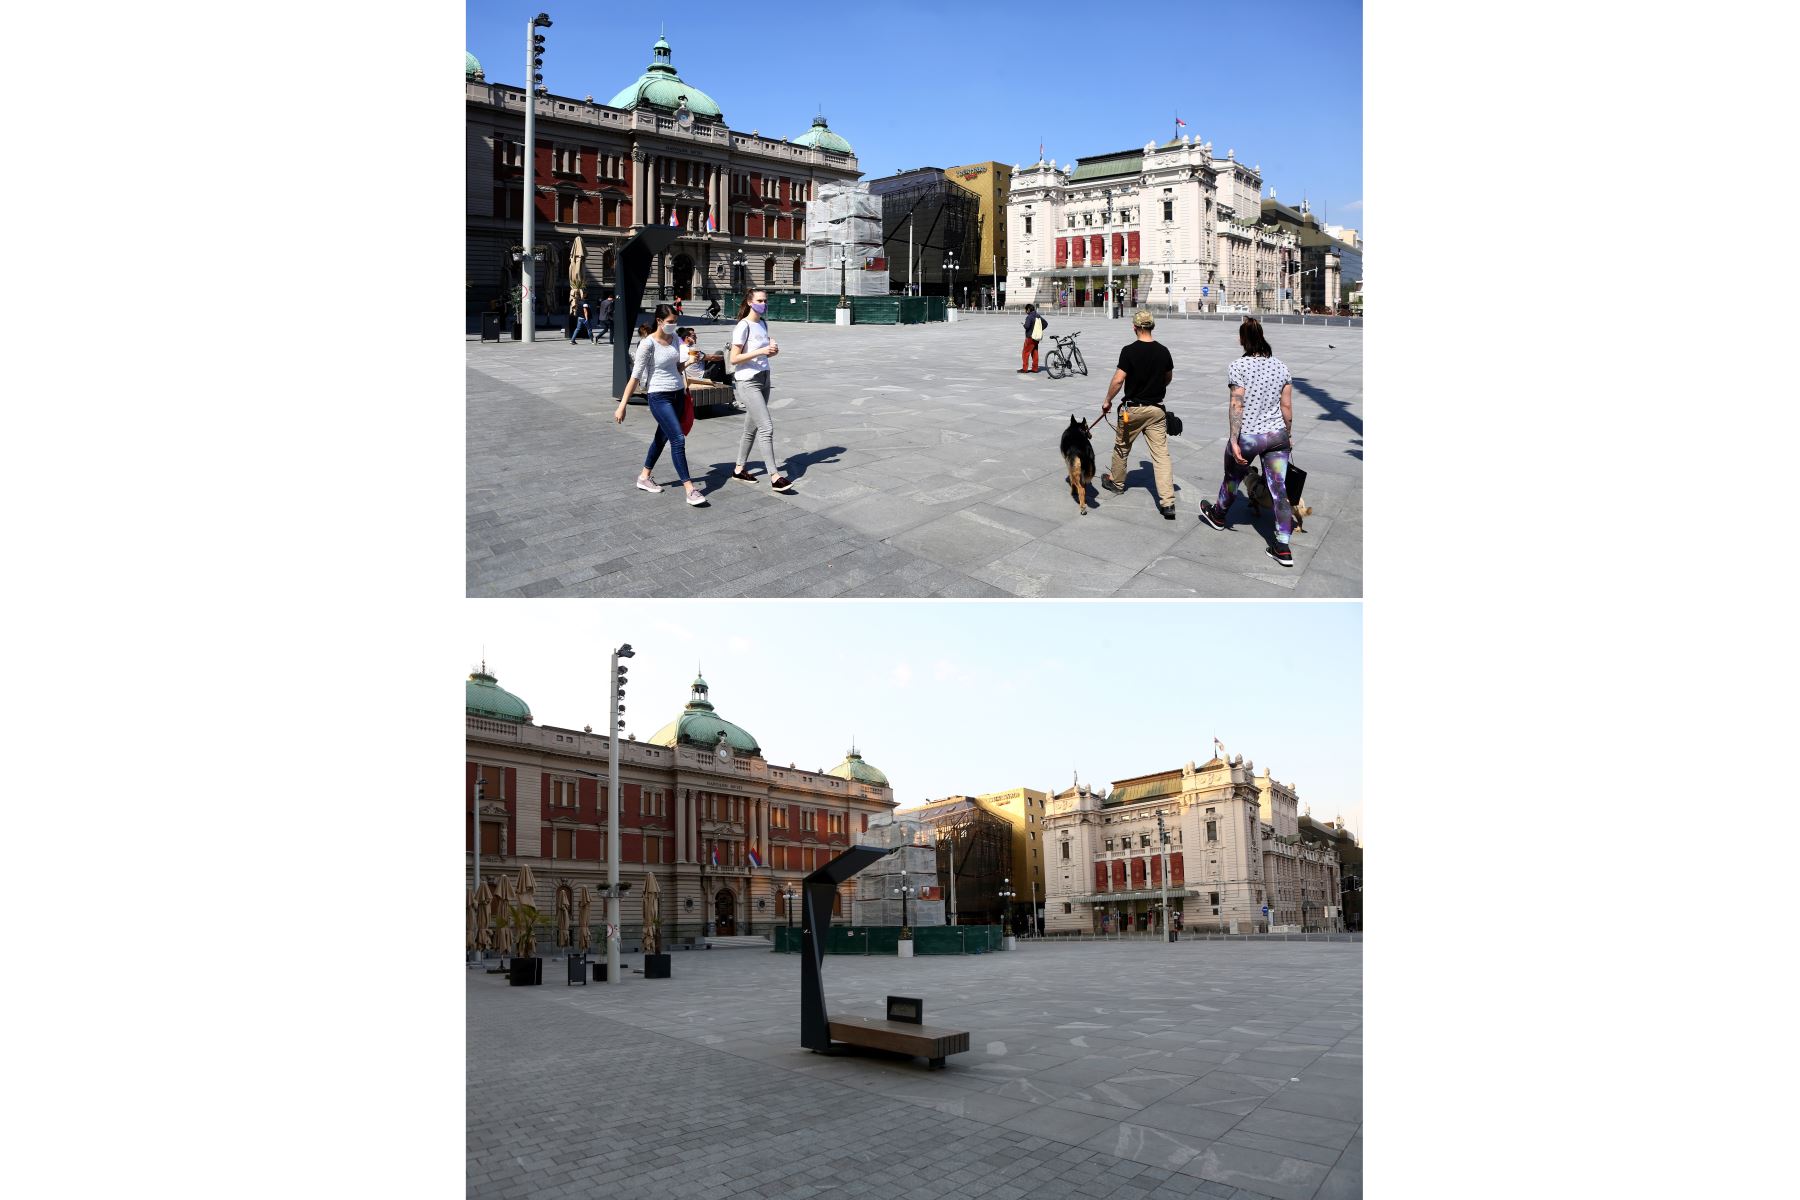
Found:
[576,886,592,952]
[569,236,586,312]
[555,885,572,948]
[641,871,662,957]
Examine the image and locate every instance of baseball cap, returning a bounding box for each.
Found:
[1131,309,1155,329]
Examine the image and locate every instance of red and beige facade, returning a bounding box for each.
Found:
[466,668,895,945]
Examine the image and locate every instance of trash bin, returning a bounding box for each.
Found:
[480,313,501,342]
[567,954,587,985]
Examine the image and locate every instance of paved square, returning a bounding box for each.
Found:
[466,314,1361,597]
[467,937,1362,1199]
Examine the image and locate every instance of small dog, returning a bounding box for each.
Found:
[1245,473,1312,531]
[1060,416,1096,514]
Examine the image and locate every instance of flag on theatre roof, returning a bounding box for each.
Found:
[1175,116,1187,128]
[746,847,762,868]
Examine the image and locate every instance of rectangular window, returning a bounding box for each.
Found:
[1104,838,1114,851]
[1060,842,1070,861]
[1140,834,1150,848]
[1062,902,1073,914]
[553,828,575,859]
[1163,200,1173,221]
[1206,820,1219,842]
[1024,216,1033,235]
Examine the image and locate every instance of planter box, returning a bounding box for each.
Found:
[897,940,914,959]
[508,957,543,986]
[642,954,671,979]
[593,962,608,982]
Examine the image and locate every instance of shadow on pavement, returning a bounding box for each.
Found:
[781,445,847,480]
[1292,376,1361,438]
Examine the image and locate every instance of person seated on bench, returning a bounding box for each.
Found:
[678,327,724,383]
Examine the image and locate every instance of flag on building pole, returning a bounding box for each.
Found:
[1038,139,1044,161]
[668,206,679,227]
[705,209,716,233]
[1175,116,1187,128]
[710,846,719,867]
[746,847,762,868]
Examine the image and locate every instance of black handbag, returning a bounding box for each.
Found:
[1286,462,1307,505]
[1164,411,1183,436]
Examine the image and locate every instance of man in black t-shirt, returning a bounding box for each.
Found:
[1098,310,1177,518]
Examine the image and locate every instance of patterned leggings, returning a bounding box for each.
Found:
[1218,428,1293,545]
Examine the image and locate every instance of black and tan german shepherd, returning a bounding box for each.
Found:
[1061,415,1096,514]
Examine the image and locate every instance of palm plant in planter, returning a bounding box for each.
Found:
[507,903,545,986]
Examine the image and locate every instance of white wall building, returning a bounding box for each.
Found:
[1005,138,1297,315]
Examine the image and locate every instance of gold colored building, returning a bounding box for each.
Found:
[974,787,1049,920]
[942,162,1012,302]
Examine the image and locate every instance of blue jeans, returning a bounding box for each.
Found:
[570,318,589,342]
[644,392,691,482]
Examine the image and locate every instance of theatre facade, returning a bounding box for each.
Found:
[466,667,897,947]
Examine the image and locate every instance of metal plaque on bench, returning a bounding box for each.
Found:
[886,995,922,1025]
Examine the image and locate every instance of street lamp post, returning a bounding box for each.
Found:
[606,641,634,982]
[520,12,553,342]
[944,252,960,310]
[782,885,797,928]
[1103,188,1116,320]
[1155,809,1173,942]
[998,877,1016,936]
[893,869,916,937]
[732,250,746,300]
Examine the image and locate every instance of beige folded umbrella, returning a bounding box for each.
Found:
[474,881,493,951]
[576,885,592,952]
[641,871,662,956]
[569,236,586,311]
[555,885,572,948]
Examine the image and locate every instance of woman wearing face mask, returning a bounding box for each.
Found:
[614,303,707,506]
[727,290,791,491]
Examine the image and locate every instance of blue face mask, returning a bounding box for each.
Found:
[751,302,767,315]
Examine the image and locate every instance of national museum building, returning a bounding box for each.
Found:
[1042,750,1345,935]
[465,36,862,320]
[466,666,897,945]
[1004,137,1299,315]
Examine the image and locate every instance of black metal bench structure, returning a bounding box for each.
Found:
[799,845,971,1070]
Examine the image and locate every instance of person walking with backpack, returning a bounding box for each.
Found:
[727,290,792,491]
[1198,317,1297,566]
[1097,310,1178,519]
[1019,303,1048,373]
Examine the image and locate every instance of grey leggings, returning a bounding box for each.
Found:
[733,372,779,475]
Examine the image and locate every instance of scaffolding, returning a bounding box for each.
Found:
[801,182,889,297]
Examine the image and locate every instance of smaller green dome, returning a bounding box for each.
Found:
[467,665,531,724]
[793,115,852,154]
[465,51,482,78]
[827,744,888,786]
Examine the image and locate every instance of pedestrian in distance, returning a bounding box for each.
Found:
[614,303,707,507]
[1098,310,1178,519]
[569,292,591,345]
[1198,317,1297,566]
[727,289,792,491]
[595,292,614,343]
[706,297,722,320]
[1019,303,1047,373]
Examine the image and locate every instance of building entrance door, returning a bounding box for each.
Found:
[713,888,736,936]
[673,254,696,301]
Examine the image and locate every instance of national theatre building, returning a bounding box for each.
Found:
[466,666,897,946]
[1043,750,1344,936]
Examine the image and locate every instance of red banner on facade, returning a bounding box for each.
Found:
[1056,237,1068,267]
[1127,231,1140,265]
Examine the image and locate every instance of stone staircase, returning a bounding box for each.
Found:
[706,934,773,949]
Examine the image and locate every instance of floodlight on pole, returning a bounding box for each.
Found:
[605,640,632,982]
[520,13,553,342]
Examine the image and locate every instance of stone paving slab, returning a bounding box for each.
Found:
[467,313,1360,597]
[468,937,1360,1199]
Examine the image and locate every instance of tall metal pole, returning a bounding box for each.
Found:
[1156,809,1172,942]
[606,647,624,982]
[1104,189,1115,319]
[521,18,540,342]
[946,831,958,926]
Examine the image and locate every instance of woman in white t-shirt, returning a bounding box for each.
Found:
[613,303,707,506]
[727,290,792,491]
[1198,318,1297,566]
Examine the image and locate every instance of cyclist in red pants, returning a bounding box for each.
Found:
[1019,303,1047,373]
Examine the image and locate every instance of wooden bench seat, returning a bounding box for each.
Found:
[828,1016,971,1070]
[686,379,735,409]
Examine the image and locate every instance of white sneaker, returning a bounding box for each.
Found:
[685,488,707,507]
[635,477,662,494]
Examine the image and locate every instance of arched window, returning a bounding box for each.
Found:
[763,256,775,285]
[792,256,802,285]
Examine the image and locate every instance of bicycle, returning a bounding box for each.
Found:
[1042,331,1087,379]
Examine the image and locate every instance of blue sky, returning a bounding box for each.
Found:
[465,600,1363,836]
[466,1,1364,231]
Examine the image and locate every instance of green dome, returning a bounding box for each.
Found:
[467,666,531,724]
[648,675,760,754]
[792,115,852,154]
[465,51,482,78]
[827,745,888,786]
[606,36,722,118]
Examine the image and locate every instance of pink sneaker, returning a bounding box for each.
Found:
[635,477,662,494]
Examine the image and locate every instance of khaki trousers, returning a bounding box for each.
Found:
[1107,404,1175,507]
